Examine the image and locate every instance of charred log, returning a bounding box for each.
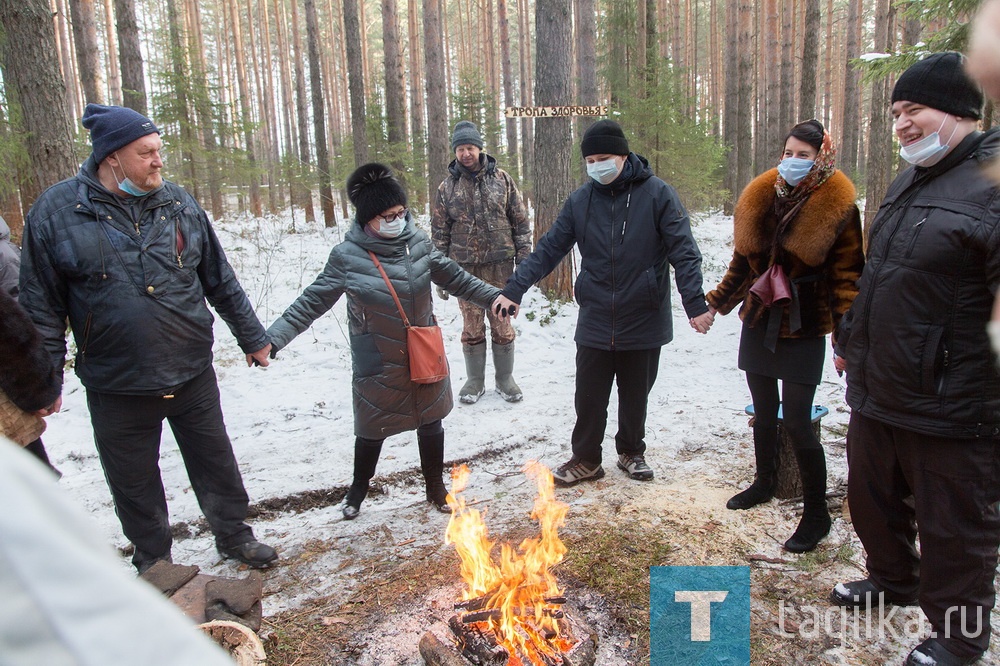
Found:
[448,615,508,665]
[418,631,468,666]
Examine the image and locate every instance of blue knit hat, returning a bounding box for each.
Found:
[81,104,160,164]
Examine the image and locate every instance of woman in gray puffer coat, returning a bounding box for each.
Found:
[267,164,503,519]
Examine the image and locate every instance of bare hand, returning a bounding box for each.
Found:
[689,311,715,334]
[493,295,519,319]
[36,395,62,417]
[436,285,450,301]
[247,343,272,367]
[833,354,847,374]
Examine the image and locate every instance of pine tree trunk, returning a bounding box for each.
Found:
[258,0,279,215]
[69,0,105,105]
[709,0,720,136]
[382,0,406,148]
[0,0,76,208]
[840,0,861,178]
[406,0,426,208]
[304,0,334,226]
[798,0,819,120]
[574,0,597,148]
[765,0,780,156]
[274,0,297,217]
[166,0,199,199]
[498,0,519,171]
[289,0,315,223]
[722,0,739,214]
[114,0,146,113]
[182,0,222,218]
[518,0,533,191]
[53,0,80,121]
[863,0,896,231]
[343,0,368,169]
[227,0,262,216]
[533,0,573,300]
[736,0,753,193]
[102,0,121,104]
[424,0,448,203]
[779,0,793,136]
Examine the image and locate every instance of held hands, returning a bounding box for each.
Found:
[493,295,519,319]
[247,343,272,368]
[436,285,450,301]
[689,309,715,335]
[35,395,62,417]
[833,354,847,374]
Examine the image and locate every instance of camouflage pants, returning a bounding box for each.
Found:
[459,262,516,346]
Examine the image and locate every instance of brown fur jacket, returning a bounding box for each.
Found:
[706,168,864,339]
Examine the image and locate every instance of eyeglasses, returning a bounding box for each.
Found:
[378,209,407,223]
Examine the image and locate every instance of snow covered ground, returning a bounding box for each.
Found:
[38,206,998,665]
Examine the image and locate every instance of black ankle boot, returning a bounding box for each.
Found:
[418,428,452,513]
[784,447,831,553]
[726,478,776,510]
[344,438,382,519]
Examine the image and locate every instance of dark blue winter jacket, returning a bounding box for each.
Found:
[502,153,708,350]
[18,156,268,394]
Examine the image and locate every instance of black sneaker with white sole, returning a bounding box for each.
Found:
[552,457,605,487]
[617,453,654,480]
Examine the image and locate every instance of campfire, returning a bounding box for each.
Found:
[419,461,597,666]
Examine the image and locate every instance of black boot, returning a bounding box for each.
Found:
[417,430,452,513]
[24,438,62,479]
[727,422,778,510]
[343,438,382,520]
[784,447,832,553]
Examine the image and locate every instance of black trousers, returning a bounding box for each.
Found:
[847,412,1000,658]
[87,366,254,569]
[571,345,661,465]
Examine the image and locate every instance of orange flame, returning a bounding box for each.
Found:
[445,461,570,665]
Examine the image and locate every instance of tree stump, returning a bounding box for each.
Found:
[745,404,828,500]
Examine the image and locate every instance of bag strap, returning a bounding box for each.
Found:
[368,250,411,328]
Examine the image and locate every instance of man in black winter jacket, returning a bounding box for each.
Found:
[19,104,277,573]
[495,120,713,487]
[832,53,1000,666]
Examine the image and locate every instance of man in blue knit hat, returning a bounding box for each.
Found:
[19,104,278,572]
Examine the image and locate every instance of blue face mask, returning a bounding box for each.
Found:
[586,157,621,185]
[777,157,815,186]
[112,153,159,197]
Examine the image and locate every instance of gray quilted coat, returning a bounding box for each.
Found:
[267,217,501,439]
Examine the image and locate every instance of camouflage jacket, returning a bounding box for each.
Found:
[431,154,531,266]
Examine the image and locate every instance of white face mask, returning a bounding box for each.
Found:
[376,217,406,238]
[898,115,958,167]
[586,157,621,185]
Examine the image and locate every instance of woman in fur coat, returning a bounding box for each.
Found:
[707,119,864,553]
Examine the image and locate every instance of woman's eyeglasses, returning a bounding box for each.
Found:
[378,209,407,223]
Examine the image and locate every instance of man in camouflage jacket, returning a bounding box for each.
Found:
[431,121,531,404]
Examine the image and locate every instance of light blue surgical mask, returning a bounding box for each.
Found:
[777,157,815,186]
[898,115,957,167]
[377,217,406,238]
[112,153,159,197]
[586,157,621,185]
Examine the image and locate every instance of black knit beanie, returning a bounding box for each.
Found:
[892,52,984,120]
[451,120,484,150]
[346,163,408,226]
[81,103,160,164]
[580,120,630,158]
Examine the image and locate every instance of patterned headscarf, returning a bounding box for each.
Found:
[774,129,836,201]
